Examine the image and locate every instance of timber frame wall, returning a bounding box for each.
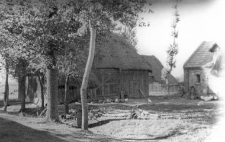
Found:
[93,69,149,99]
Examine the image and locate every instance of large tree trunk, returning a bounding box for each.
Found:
[18,59,27,112]
[64,75,70,114]
[37,73,45,110]
[19,76,26,112]
[3,60,9,112]
[80,24,96,130]
[45,66,59,122]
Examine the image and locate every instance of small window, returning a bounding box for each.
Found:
[148,71,153,76]
[196,74,201,83]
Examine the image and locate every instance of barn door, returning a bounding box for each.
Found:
[131,81,140,98]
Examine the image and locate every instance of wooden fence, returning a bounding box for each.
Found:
[149,82,180,96]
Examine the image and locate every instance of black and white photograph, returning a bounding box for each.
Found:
[0,0,224,141]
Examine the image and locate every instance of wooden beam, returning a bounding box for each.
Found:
[139,88,147,98]
[96,72,116,90]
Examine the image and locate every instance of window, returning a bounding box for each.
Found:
[148,71,153,76]
[196,74,201,83]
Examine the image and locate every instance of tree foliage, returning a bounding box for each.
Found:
[166,0,180,73]
[0,0,88,117]
[161,0,180,95]
[0,0,151,125]
[162,0,180,83]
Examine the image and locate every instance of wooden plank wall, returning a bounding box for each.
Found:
[119,70,149,98]
[149,82,179,96]
[93,69,149,98]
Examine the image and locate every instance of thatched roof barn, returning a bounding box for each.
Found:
[24,33,153,103]
[92,33,152,98]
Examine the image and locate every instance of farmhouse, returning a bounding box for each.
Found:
[183,41,220,96]
[141,55,178,96]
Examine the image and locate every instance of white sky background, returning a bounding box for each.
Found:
[136,0,225,80]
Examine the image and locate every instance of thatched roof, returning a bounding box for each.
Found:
[93,34,151,71]
[141,55,178,84]
[184,41,218,68]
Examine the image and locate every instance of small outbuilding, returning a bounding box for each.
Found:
[183,41,220,96]
[141,55,178,96]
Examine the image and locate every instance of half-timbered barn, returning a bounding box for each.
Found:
[92,34,152,99]
[22,33,152,104]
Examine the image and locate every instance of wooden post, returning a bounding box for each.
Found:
[90,89,93,100]
[118,69,122,98]
[121,91,124,99]
[101,71,104,96]
[93,89,97,99]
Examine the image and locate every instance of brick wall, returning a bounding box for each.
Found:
[185,68,209,96]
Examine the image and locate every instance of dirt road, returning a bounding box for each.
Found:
[0,96,223,142]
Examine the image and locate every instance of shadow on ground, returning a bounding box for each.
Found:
[88,119,125,128]
[0,99,21,108]
[0,117,69,142]
[55,131,124,142]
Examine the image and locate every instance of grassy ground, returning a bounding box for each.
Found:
[0,95,224,142]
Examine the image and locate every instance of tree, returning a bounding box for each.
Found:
[0,42,10,112]
[0,23,22,112]
[162,0,180,94]
[0,44,27,112]
[27,2,85,122]
[80,22,96,130]
[0,0,150,126]
[0,0,86,119]
[3,58,9,111]
[65,0,151,130]
[36,71,45,110]
[57,39,88,114]
[0,0,32,112]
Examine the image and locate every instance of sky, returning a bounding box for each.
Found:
[136,0,225,80]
